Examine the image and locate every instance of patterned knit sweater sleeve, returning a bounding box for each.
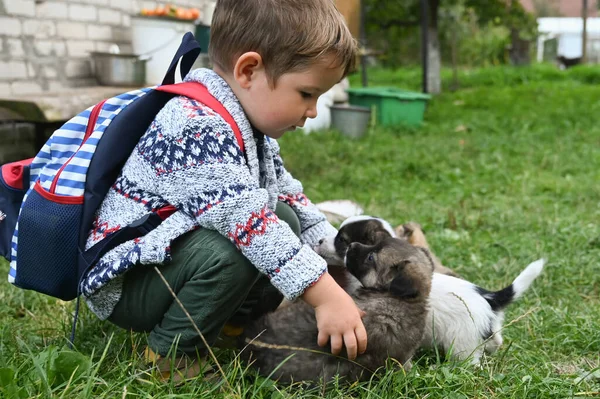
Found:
[149,97,327,300]
[267,139,338,246]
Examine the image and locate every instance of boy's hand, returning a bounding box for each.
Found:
[302,273,367,360]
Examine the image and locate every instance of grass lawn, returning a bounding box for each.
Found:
[1,66,599,398]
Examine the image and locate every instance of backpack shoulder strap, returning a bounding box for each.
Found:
[155,83,245,154]
[78,82,248,271]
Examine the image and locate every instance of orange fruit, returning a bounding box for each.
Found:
[175,7,186,19]
[155,6,166,16]
[190,8,200,19]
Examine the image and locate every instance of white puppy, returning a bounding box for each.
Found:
[424,259,544,363]
[314,216,545,364]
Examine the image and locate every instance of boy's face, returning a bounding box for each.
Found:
[237,54,345,139]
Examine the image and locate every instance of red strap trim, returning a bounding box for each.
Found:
[155,83,245,154]
[50,99,108,194]
[156,205,177,220]
[34,181,84,205]
[1,158,34,190]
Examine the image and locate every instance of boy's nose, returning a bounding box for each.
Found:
[304,99,318,119]
[305,106,318,119]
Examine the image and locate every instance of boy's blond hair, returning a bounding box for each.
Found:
[209,0,357,85]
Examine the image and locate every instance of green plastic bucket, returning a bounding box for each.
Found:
[346,87,431,126]
[195,24,210,53]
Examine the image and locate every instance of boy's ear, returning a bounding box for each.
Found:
[233,52,264,89]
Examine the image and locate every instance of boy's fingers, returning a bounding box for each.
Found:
[343,332,358,360]
[317,331,328,347]
[359,308,366,318]
[330,334,343,356]
[355,324,368,354]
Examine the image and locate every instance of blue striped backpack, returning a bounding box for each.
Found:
[0,33,244,303]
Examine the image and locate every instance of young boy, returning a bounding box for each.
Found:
[80,0,365,380]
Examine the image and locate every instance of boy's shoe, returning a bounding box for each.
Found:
[222,323,244,338]
[143,346,215,383]
[214,323,244,349]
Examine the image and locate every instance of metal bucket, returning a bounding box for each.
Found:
[90,52,147,87]
[330,104,371,138]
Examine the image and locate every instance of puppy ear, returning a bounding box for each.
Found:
[389,273,419,299]
[374,230,392,243]
[416,247,436,272]
[365,220,392,243]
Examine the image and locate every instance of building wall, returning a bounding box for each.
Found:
[0,0,213,97]
[521,0,598,18]
[0,0,213,163]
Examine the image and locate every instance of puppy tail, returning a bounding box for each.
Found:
[479,258,545,311]
[511,258,545,300]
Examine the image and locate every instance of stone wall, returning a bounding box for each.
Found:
[0,122,36,164]
[0,0,213,97]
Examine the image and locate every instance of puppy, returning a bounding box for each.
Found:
[239,237,432,383]
[394,221,459,277]
[316,215,457,277]
[314,216,545,364]
[423,258,544,363]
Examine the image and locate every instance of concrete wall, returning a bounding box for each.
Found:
[0,0,213,97]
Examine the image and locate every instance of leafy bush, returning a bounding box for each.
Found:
[566,64,600,84]
[363,0,537,68]
[348,64,600,92]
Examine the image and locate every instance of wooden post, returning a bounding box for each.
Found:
[421,0,429,93]
[582,0,588,63]
[359,0,368,87]
[451,16,459,91]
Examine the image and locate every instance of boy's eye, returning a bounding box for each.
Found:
[300,91,313,99]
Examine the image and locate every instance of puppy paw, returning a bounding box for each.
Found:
[402,222,423,237]
[394,224,407,238]
[398,222,430,248]
[394,222,422,239]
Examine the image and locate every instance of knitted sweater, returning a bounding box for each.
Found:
[81,68,337,320]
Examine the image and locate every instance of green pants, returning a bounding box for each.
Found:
[108,202,301,356]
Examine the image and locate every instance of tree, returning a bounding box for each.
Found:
[362,0,444,93]
[362,0,537,93]
[468,0,537,66]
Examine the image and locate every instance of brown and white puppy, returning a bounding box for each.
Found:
[315,215,457,277]
[315,216,544,365]
[239,237,433,383]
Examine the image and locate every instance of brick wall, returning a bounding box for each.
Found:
[0,0,214,97]
[0,0,214,163]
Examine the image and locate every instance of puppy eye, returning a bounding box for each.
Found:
[367,252,375,262]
